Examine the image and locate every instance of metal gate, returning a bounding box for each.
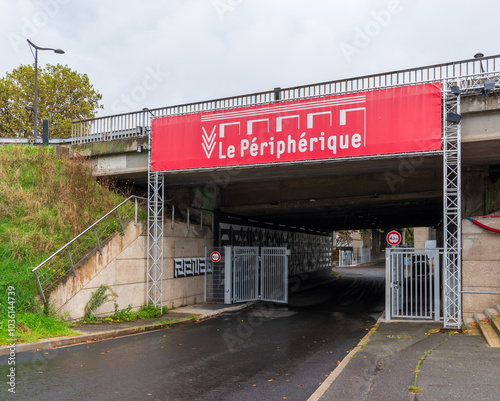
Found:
[205,246,288,304]
[261,247,288,303]
[233,247,259,303]
[386,248,442,321]
[339,250,353,266]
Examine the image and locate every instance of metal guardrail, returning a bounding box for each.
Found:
[32,196,146,303]
[71,55,500,145]
[0,137,73,145]
[167,204,214,232]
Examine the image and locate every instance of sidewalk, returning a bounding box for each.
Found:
[0,302,251,357]
[312,319,500,401]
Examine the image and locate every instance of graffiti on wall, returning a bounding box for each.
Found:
[218,223,332,276]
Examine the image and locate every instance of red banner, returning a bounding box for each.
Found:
[151,83,441,172]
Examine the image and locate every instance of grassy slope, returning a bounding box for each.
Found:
[0,145,134,344]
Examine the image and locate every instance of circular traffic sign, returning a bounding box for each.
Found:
[210,251,221,263]
[386,231,402,246]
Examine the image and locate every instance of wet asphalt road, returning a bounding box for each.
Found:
[1,265,385,401]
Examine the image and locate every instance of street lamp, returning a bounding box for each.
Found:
[27,39,64,141]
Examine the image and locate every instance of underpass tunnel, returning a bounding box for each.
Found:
[159,139,499,321]
[163,153,446,316]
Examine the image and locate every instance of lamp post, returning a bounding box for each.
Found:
[27,39,64,141]
[474,52,485,73]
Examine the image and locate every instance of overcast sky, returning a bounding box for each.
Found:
[1,0,500,117]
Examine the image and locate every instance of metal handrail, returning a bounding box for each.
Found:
[461,291,500,295]
[72,54,500,144]
[32,195,146,303]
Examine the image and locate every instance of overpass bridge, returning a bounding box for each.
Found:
[75,56,500,232]
[71,55,500,328]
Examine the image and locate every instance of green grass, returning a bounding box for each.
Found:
[0,312,78,344]
[0,145,142,344]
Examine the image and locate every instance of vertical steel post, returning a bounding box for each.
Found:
[34,271,46,304]
[224,246,232,304]
[93,227,102,255]
[385,248,392,321]
[116,210,124,235]
[134,197,138,225]
[204,246,207,303]
[66,248,76,278]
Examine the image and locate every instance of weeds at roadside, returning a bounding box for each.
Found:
[80,303,170,324]
[408,385,423,394]
[154,315,198,325]
[408,335,450,395]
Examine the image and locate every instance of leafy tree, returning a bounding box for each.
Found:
[0,64,102,138]
[335,230,354,248]
[405,227,414,247]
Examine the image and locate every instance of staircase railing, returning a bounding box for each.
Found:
[32,195,146,303]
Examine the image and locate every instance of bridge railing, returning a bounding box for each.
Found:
[71,55,500,145]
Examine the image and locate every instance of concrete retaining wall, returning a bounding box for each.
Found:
[49,218,213,321]
[462,217,500,318]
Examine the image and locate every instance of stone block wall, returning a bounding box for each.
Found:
[49,217,213,321]
[462,217,500,318]
[162,222,212,310]
[49,221,146,320]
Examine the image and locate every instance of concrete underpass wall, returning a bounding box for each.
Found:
[49,218,213,321]
[217,221,332,276]
[162,221,213,310]
[49,221,147,321]
[462,217,500,318]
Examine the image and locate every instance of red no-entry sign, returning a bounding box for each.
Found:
[210,251,221,263]
[386,231,402,246]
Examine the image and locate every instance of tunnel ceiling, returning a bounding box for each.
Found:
[219,194,443,232]
[159,154,446,232]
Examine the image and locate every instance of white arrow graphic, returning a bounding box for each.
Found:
[201,126,217,158]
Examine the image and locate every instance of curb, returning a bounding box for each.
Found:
[0,302,252,357]
[307,315,383,401]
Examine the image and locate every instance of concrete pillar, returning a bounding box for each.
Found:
[414,227,430,249]
[372,230,381,254]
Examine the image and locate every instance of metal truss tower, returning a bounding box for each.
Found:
[147,144,164,307]
[442,81,462,329]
